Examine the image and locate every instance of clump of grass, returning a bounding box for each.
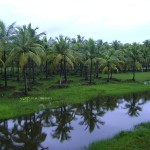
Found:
[88,122,150,150]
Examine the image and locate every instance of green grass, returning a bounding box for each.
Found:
[0,72,150,120]
[88,122,150,150]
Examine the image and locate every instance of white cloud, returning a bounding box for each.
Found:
[0,0,150,43]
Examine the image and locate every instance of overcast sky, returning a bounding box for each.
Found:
[0,0,150,43]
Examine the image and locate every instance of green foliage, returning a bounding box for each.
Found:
[89,122,150,150]
[0,72,150,120]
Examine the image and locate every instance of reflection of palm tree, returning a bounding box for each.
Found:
[79,101,105,133]
[39,109,56,127]
[11,115,47,150]
[101,96,119,111]
[124,93,145,117]
[0,121,15,150]
[51,106,75,142]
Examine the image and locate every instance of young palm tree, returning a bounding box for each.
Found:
[6,24,45,95]
[0,20,15,88]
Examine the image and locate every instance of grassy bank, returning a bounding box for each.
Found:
[0,72,150,120]
[88,122,150,150]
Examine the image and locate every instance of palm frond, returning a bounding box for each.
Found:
[54,54,63,66]
[28,51,41,66]
[19,52,28,68]
[66,56,74,69]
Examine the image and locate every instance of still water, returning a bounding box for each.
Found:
[0,92,150,150]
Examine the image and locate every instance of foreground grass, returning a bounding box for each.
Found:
[88,122,150,150]
[0,72,150,120]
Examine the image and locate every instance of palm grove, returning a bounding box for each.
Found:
[0,20,150,95]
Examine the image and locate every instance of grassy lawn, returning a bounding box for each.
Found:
[0,72,150,120]
[88,122,150,150]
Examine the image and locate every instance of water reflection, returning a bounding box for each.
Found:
[123,93,144,117]
[0,91,150,150]
[51,106,75,142]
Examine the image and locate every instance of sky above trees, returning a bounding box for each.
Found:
[0,0,150,43]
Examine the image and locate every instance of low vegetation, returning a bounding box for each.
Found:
[88,122,150,150]
[0,72,150,120]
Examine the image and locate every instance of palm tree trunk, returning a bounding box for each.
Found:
[45,60,48,79]
[110,69,113,79]
[64,55,67,82]
[95,61,99,78]
[23,66,28,95]
[11,61,14,76]
[32,62,35,82]
[84,65,88,80]
[107,65,110,82]
[132,63,135,81]
[132,69,135,81]
[146,62,148,72]
[59,61,63,86]
[89,58,93,84]
[17,61,20,81]
[80,63,83,76]
[3,49,7,88]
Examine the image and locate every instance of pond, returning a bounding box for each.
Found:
[0,91,150,150]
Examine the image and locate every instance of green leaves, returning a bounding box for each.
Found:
[6,23,45,68]
[19,52,28,68]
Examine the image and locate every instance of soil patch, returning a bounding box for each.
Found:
[0,86,16,91]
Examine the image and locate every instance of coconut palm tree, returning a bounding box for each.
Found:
[123,43,142,81]
[70,36,85,76]
[142,40,150,72]
[84,38,98,84]
[111,40,122,50]
[0,47,4,66]
[0,20,15,88]
[52,35,75,84]
[41,36,56,79]
[6,24,45,95]
[100,48,122,82]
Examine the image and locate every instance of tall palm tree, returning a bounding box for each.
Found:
[84,38,98,84]
[41,36,56,79]
[70,36,84,76]
[53,35,75,84]
[6,24,45,95]
[124,43,142,81]
[100,48,122,82]
[142,40,150,72]
[111,40,122,50]
[0,47,4,66]
[0,20,15,88]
